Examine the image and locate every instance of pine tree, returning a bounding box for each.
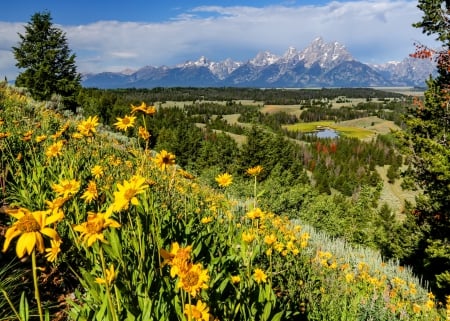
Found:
[13,11,81,111]
[403,0,450,297]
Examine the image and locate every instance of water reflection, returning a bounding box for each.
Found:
[315,128,339,139]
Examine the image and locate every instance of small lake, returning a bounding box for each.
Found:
[308,128,339,139]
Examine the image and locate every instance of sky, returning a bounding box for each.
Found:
[0,0,438,80]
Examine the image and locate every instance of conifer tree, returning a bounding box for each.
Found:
[13,11,81,111]
[404,0,450,297]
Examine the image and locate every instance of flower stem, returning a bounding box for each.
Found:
[99,246,119,321]
[31,250,44,321]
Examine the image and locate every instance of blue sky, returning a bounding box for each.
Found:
[0,1,437,80]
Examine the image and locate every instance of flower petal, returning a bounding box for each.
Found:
[16,233,36,258]
[2,228,21,252]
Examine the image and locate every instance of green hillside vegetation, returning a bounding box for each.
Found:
[1,83,448,320]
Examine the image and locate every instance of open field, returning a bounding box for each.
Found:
[195,122,247,146]
[282,116,400,140]
[260,104,303,116]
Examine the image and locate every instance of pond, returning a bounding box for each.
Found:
[308,128,339,139]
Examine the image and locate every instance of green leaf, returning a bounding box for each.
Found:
[271,311,284,321]
[19,291,29,321]
[261,301,272,321]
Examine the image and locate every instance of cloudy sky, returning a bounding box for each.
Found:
[0,0,437,80]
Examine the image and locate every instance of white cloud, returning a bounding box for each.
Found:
[0,1,438,78]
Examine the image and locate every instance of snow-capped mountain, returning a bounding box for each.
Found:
[370,56,436,86]
[82,37,436,89]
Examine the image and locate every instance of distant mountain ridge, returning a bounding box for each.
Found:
[82,37,436,89]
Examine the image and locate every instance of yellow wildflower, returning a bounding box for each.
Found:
[111,175,148,212]
[264,233,277,246]
[91,165,104,179]
[130,102,157,115]
[178,263,209,297]
[2,208,61,258]
[154,150,176,171]
[242,231,255,243]
[201,216,213,224]
[51,179,80,198]
[253,268,267,284]
[231,275,241,284]
[114,115,136,131]
[71,132,83,139]
[73,211,121,247]
[246,165,263,177]
[45,140,64,158]
[45,197,68,214]
[95,264,117,286]
[77,115,99,137]
[184,300,209,321]
[45,239,62,262]
[247,207,263,220]
[215,173,232,188]
[21,130,33,141]
[35,135,47,143]
[81,180,98,203]
[138,126,151,140]
[160,242,192,278]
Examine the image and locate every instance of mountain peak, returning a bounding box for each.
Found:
[299,37,353,69]
[82,37,435,89]
[250,51,279,66]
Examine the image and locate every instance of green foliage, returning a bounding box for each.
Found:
[13,11,81,111]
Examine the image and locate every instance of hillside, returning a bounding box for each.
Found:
[0,83,447,320]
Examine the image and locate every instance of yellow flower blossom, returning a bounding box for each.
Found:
[201,216,213,224]
[0,132,11,139]
[35,134,47,143]
[154,150,176,171]
[215,173,232,187]
[184,300,209,321]
[81,180,98,203]
[242,231,256,243]
[95,264,117,286]
[45,239,62,262]
[77,115,99,137]
[45,140,64,158]
[114,115,136,131]
[51,179,80,198]
[160,242,193,278]
[130,102,157,115]
[177,263,209,297]
[253,268,267,284]
[111,175,148,212]
[2,208,61,258]
[246,207,263,220]
[264,233,277,246]
[231,275,241,284]
[91,165,104,179]
[45,197,68,214]
[138,126,151,141]
[73,211,121,247]
[246,165,263,177]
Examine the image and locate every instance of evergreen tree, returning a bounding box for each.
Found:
[403,0,450,297]
[13,11,81,111]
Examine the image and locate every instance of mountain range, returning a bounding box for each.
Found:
[82,37,436,89]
